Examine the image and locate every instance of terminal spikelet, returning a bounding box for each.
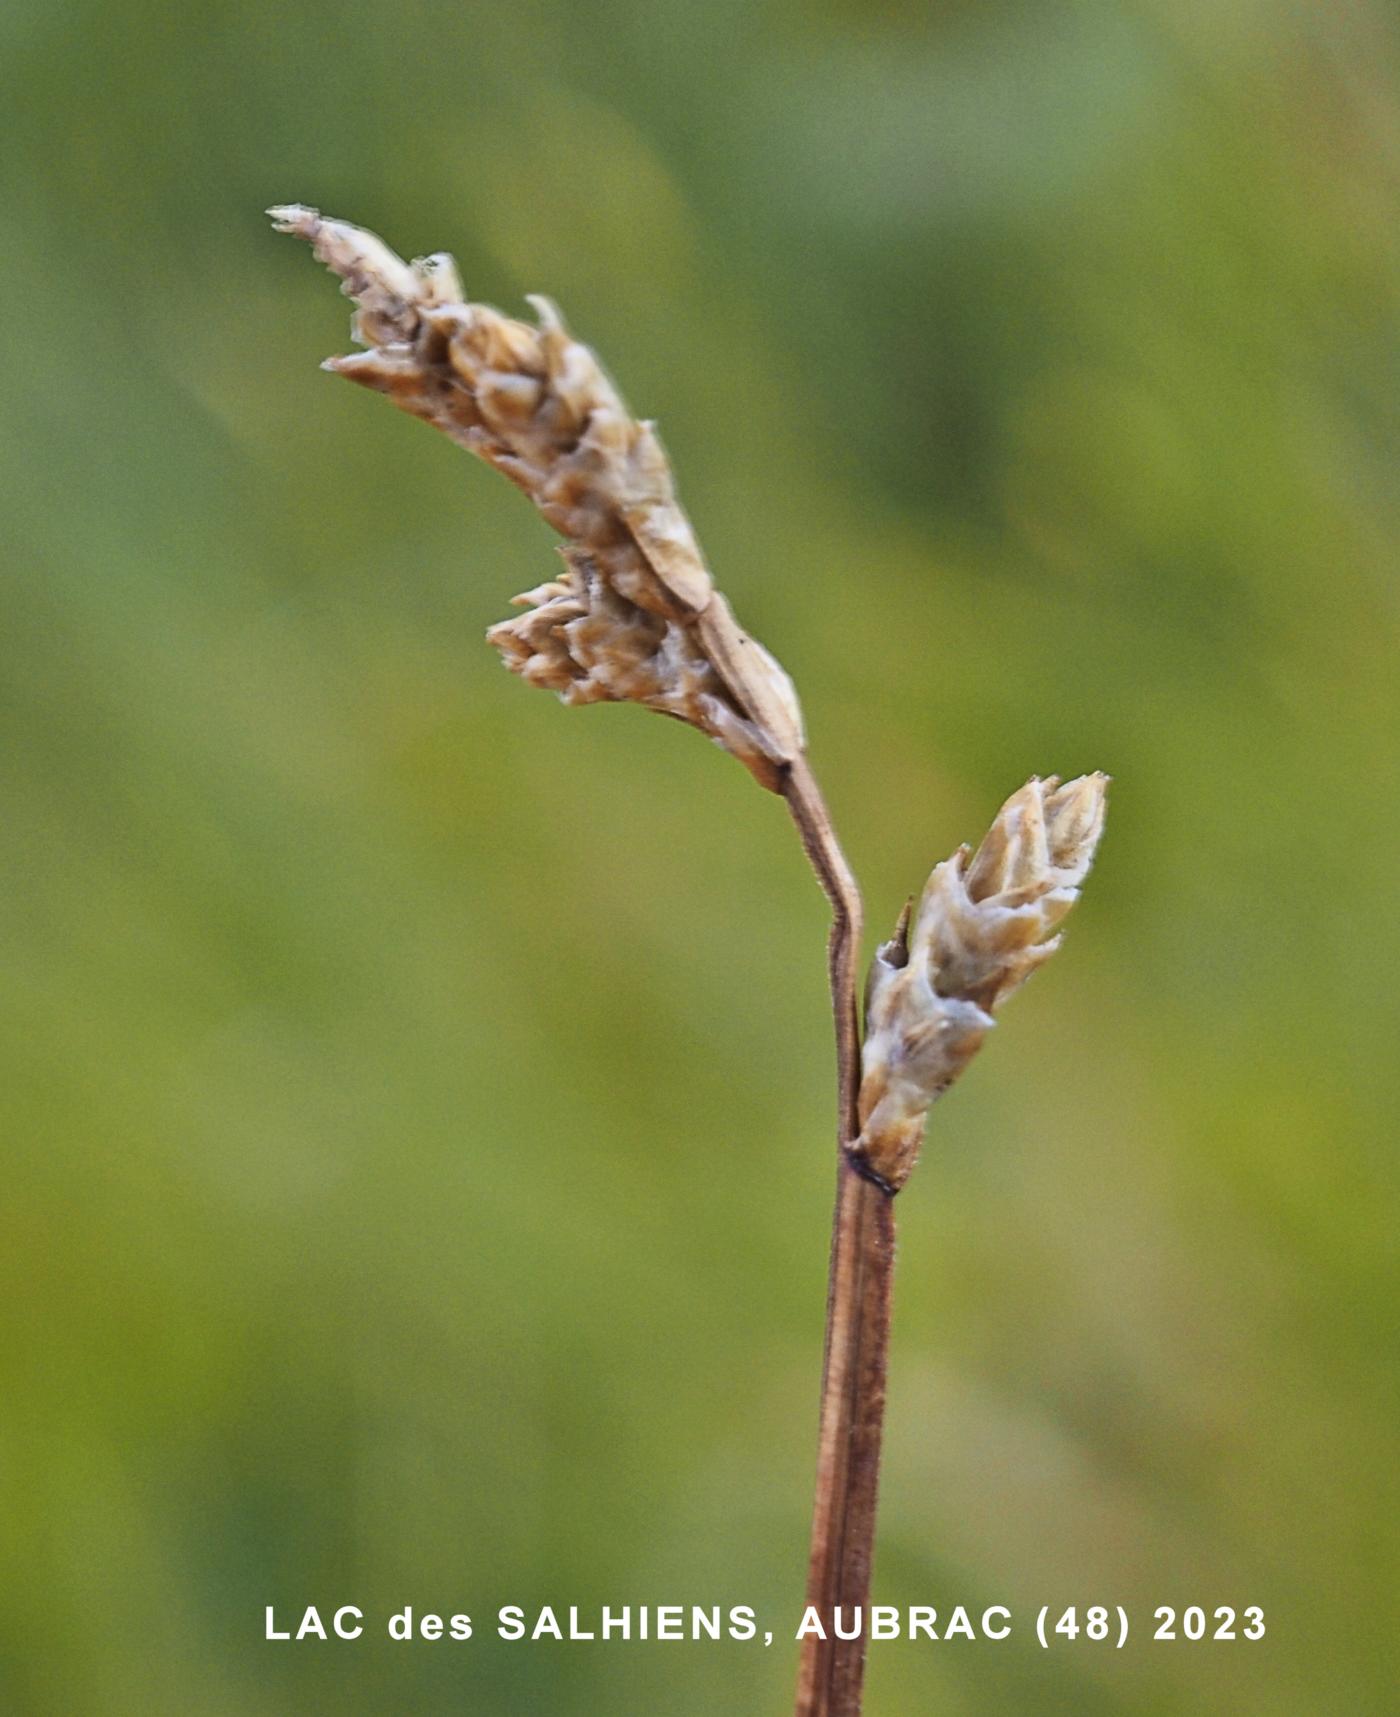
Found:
[269,204,803,788]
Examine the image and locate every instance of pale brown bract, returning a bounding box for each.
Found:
[268,204,802,790]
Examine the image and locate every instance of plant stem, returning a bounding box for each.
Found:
[781,758,863,1138]
[783,758,895,1717]
[799,1163,895,1716]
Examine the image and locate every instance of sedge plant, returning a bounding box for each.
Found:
[271,205,1108,1717]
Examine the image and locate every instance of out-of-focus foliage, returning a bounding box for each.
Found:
[2,2,1397,1711]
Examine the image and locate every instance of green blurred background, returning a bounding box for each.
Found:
[3,1,1397,1711]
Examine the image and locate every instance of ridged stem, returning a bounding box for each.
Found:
[783,759,893,1717]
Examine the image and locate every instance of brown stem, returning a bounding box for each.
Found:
[800,1162,895,1715]
[781,757,862,1139]
[783,758,895,1717]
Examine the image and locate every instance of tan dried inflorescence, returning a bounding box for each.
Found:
[269,205,803,790]
[854,774,1108,1191]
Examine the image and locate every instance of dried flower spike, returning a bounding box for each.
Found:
[268,204,804,790]
[854,773,1108,1191]
[275,205,1114,1717]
